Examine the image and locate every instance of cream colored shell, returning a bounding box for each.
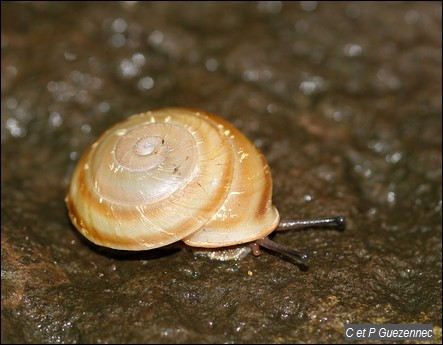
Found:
[65,108,280,250]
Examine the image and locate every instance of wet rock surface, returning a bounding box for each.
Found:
[1,2,441,343]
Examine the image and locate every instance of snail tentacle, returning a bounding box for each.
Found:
[252,216,346,262]
[276,215,345,231]
[254,237,308,263]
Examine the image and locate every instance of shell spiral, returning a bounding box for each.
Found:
[66,108,280,250]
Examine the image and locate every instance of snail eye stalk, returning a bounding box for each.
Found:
[276,216,345,231]
[251,216,346,263]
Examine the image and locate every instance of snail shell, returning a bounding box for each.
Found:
[66,108,280,251]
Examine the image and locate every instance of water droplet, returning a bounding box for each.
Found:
[257,1,282,14]
[98,101,111,113]
[64,51,77,61]
[300,76,325,95]
[368,140,386,153]
[405,10,420,24]
[387,191,396,203]
[70,151,79,160]
[121,1,138,8]
[300,1,317,12]
[49,112,63,127]
[377,68,401,90]
[132,52,146,66]
[47,81,58,93]
[112,18,128,33]
[385,152,402,164]
[343,43,362,57]
[6,98,17,109]
[242,69,259,82]
[6,118,26,137]
[81,124,91,133]
[205,58,219,71]
[267,103,277,113]
[118,58,139,78]
[5,65,17,78]
[138,76,155,90]
[110,33,126,48]
[148,30,164,46]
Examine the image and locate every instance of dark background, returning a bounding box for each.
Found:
[2,2,441,343]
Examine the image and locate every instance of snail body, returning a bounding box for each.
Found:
[66,108,344,261]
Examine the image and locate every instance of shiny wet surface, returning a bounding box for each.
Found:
[2,2,441,343]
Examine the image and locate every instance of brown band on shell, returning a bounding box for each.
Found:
[255,151,274,219]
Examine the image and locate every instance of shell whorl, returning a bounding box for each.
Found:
[116,132,169,172]
[66,108,279,250]
[91,121,199,205]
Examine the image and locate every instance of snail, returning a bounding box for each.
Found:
[65,108,345,262]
